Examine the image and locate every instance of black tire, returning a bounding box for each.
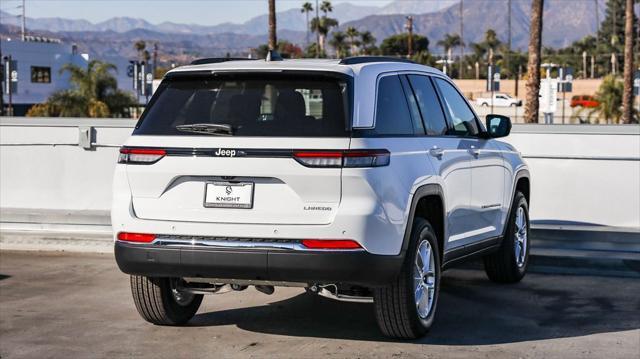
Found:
[373,218,441,339]
[483,191,530,283]
[130,276,203,325]
[481,102,489,107]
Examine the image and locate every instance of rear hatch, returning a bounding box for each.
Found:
[123,71,352,225]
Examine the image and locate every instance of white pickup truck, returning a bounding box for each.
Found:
[475,93,522,107]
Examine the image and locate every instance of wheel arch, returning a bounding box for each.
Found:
[513,169,531,206]
[400,184,446,262]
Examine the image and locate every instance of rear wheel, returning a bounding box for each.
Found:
[374,218,441,339]
[483,191,530,283]
[130,276,203,325]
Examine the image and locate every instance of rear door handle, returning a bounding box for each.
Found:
[469,145,480,157]
[429,147,444,159]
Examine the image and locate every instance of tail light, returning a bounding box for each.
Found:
[117,232,156,243]
[301,239,362,249]
[118,147,166,164]
[293,149,390,168]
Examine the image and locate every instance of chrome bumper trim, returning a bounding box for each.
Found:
[146,237,365,252]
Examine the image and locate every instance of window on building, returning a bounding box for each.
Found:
[31,67,51,83]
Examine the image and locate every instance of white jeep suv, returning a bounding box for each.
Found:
[113,56,531,339]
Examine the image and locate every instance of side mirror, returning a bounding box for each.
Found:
[485,114,512,138]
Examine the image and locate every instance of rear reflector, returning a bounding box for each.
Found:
[117,232,156,243]
[301,239,362,249]
[118,147,166,164]
[293,149,390,168]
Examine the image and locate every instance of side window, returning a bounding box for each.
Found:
[399,75,425,135]
[407,75,448,136]
[371,75,414,136]
[434,78,479,137]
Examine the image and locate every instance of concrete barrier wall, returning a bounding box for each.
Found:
[1,118,639,230]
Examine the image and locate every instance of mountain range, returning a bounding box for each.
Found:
[0,0,624,62]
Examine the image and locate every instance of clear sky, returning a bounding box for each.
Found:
[0,0,395,26]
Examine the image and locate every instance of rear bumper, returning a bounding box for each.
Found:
[114,241,404,287]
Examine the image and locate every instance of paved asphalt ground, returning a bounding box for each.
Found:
[1,250,639,359]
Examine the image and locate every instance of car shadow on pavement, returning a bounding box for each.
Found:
[189,268,640,344]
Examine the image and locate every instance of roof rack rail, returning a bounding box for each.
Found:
[190,57,257,65]
[339,56,416,65]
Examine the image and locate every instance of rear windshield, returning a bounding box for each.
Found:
[134,73,351,137]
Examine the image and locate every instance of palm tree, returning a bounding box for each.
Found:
[437,33,464,64]
[524,0,544,124]
[134,40,146,61]
[437,34,463,76]
[359,31,376,55]
[621,0,634,124]
[320,0,333,16]
[301,2,314,46]
[329,31,348,58]
[27,60,135,118]
[345,26,360,56]
[578,75,624,123]
[268,0,277,51]
[310,16,338,56]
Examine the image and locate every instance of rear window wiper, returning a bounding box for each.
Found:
[175,123,234,136]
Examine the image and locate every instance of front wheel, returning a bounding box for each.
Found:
[130,276,203,325]
[374,218,441,339]
[483,191,530,283]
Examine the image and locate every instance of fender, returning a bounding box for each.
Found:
[503,168,531,238]
[398,183,446,257]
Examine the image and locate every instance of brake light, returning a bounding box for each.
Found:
[118,147,166,164]
[293,150,390,168]
[301,239,362,249]
[117,232,156,243]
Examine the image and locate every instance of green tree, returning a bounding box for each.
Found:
[359,31,377,55]
[329,31,348,58]
[380,33,429,56]
[255,41,303,59]
[301,2,314,46]
[320,1,333,15]
[310,16,339,56]
[345,26,360,56]
[27,60,136,118]
[436,33,463,58]
[577,75,626,123]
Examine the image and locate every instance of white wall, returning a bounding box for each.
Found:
[1,118,639,230]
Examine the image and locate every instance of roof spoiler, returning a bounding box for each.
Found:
[190,57,257,65]
[339,56,416,65]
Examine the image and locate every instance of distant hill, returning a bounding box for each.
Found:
[0,2,378,35]
[341,0,607,53]
[2,0,630,62]
[379,0,459,15]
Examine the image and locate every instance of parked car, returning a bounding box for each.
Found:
[112,56,531,339]
[570,95,599,108]
[475,93,522,107]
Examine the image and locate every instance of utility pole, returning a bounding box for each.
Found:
[506,0,511,75]
[595,0,600,44]
[582,51,588,79]
[21,0,26,41]
[459,0,464,78]
[315,0,320,58]
[405,16,414,58]
[152,43,158,79]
